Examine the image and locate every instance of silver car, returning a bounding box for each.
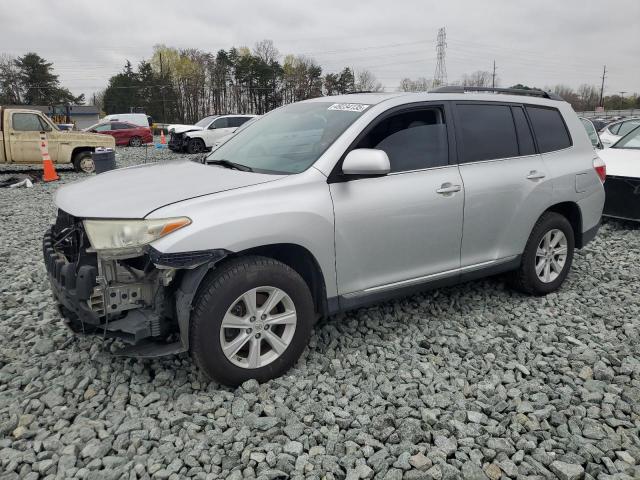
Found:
[44,87,605,386]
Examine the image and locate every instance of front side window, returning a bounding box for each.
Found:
[526,106,571,153]
[612,125,640,149]
[13,113,43,131]
[456,104,519,163]
[617,120,640,137]
[195,116,217,128]
[94,123,112,132]
[354,108,448,172]
[207,102,368,174]
[113,122,133,130]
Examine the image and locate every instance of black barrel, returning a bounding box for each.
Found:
[92,148,116,174]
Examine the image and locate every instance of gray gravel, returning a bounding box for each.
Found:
[1,145,639,480]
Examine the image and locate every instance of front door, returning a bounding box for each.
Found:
[9,112,44,163]
[330,104,465,298]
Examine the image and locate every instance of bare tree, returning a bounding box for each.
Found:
[461,70,493,87]
[0,53,22,104]
[253,39,279,64]
[398,77,432,92]
[355,69,383,92]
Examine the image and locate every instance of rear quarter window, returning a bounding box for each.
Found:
[526,106,572,153]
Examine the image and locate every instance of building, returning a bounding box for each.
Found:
[5,104,100,130]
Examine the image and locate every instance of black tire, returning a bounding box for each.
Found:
[190,256,314,386]
[187,138,206,154]
[128,136,142,147]
[72,151,95,173]
[510,212,575,295]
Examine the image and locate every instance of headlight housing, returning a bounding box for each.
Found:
[84,217,191,252]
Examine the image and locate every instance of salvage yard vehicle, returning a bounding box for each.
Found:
[168,114,256,153]
[102,113,152,128]
[0,106,115,173]
[599,117,640,147]
[44,87,605,386]
[84,121,153,147]
[598,125,640,221]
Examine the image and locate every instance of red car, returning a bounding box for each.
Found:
[85,121,153,147]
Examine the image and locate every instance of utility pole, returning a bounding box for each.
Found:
[433,28,447,88]
[598,65,606,108]
[619,91,627,110]
[492,60,497,88]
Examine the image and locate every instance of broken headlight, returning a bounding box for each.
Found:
[84,217,191,253]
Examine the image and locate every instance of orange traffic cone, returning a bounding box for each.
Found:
[40,133,59,182]
[160,129,167,144]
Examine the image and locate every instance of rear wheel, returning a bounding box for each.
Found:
[510,212,574,295]
[190,256,314,386]
[187,138,206,154]
[72,151,95,173]
[128,136,142,147]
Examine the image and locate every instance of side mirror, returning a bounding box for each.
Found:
[342,149,390,176]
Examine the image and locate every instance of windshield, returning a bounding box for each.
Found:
[613,125,640,149]
[195,116,218,128]
[206,102,369,174]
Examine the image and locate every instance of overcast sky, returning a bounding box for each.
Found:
[1,0,638,99]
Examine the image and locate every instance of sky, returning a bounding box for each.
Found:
[1,0,638,99]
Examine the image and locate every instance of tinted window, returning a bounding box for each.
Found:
[511,106,536,155]
[456,104,519,163]
[113,122,133,130]
[212,117,229,129]
[355,108,448,172]
[526,106,571,153]
[94,124,112,132]
[229,116,251,128]
[617,120,640,137]
[13,113,43,131]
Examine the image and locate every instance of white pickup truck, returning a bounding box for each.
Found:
[0,106,115,173]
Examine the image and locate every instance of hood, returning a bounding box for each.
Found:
[55,159,284,218]
[168,124,203,134]
[599,148,640,179]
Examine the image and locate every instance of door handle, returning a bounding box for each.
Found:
[436,183,462,195]
[526,170,546,180]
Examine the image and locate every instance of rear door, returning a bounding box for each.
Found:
[453,102,553,267]
[9,112,44,163]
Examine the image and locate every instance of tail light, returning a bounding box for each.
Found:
[593,156,606,183]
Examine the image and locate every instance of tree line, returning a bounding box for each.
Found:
[1,46,638,123]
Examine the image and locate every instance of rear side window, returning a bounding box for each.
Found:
[229,117,250,128]
[511,106,536,156]
[456,104,519,163]
[526,106,571,153]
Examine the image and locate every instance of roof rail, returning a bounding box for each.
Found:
[429,85,564,101]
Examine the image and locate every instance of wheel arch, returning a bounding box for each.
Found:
[544,201,584,247]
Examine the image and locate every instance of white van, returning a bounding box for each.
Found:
[101,113,151,128]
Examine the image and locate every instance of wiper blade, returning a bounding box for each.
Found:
[205,159,253,172]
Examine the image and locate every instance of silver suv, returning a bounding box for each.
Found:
[44,87,605,386]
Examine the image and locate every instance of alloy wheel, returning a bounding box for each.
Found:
[535,229,568,283]
[219,286,297,369]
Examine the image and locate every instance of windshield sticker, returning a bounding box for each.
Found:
[328,103,370,112]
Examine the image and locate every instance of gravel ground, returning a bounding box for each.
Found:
[0,145,639,480]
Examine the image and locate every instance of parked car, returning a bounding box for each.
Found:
[101,113,152,128]
[44,88,605,385]
[168,114,256,153]
[84,121,153,147]
[598,125,640,221]
[0,106,114,173]
[589,118,609,132]
[599,117,640,147]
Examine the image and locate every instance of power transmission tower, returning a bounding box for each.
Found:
[492,60,497,88]
[598,65,606,108]
[433,28,447,87]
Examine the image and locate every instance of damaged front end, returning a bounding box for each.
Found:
[43,210,226,357]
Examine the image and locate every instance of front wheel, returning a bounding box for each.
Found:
[72,151,95,173]
[187,138,206,154]
[190,256,314,386]
[510,212,574,295]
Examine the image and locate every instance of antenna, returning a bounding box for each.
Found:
[433,28,447,88]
